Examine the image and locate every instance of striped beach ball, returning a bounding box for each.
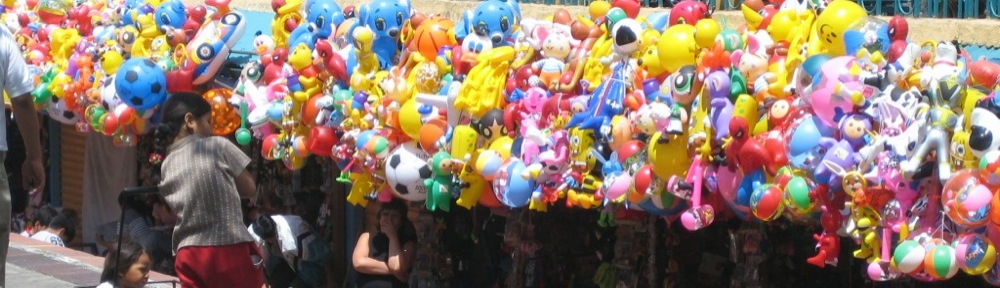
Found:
[892,240,926,273]
[924,244,959,280]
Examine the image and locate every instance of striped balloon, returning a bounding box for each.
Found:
[924,244,959,280]
[892,240,926,274]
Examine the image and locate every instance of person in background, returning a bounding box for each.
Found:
[154,92,264,287]
[249,206,331,288]
[97,240,151,288]
[19,205,57,237]
[352,199,417,288]
[30,209,77,247]
[119,194,172,273]
[0,18,47,287]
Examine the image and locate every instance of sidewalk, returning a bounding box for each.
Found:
[6,233,178,288]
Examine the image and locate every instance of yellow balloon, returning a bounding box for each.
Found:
[767,10,798,43]
[657,24,698,74]
[489,136,514,159]
[733,94,759,130]
[398,99,423,140]
[694,19,721,49]
[647,131,691,180]
[814,0,868,56]
[450,125,479,162]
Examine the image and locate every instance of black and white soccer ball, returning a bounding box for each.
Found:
[384,141,432,201]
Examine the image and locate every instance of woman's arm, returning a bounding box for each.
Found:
[390,241,416,282]
[352,232,392,275]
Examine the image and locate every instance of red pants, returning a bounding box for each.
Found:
[175,242,265,288]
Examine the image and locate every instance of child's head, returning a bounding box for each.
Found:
[30,205,58,232]
[252,215,278,244]
[100,241,151,288]
[48,209,78,243]
[154,92,212,148]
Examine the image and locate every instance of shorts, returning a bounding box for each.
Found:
[175,242,265,288]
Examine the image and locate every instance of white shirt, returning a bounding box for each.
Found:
[30,230,65,247]
[248,215,306,271]
[0,27,34,151]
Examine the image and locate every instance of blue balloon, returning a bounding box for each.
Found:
[736,168,766,206]
[645,12,670,33]
[114,58,167,110]
[500,159,535,208]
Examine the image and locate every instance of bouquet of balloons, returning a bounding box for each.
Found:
[1,0,247,145]
[10,0,1000,282]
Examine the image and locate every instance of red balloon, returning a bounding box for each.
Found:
[261,134,280,160]
[167,66,195,93]
[611,0,641,18]
[307,126,337,157]
[302,94,323,127]
[102,114,119,135]
[630,164,657,203]
[616,140,646,162]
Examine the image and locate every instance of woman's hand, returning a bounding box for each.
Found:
[379,210,402,239]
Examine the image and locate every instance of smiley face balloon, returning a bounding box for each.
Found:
[657,24,698,74]
[814,0,868,56]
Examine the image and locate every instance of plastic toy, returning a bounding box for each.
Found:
[288,0,344,49]
[455,0,521,47]
[185,12,246,85]
[353,0,412,69]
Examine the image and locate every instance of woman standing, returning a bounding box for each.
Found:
[352,200,417,288]
[154,92,264,287]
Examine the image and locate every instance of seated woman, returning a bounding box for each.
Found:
[120,194,172,273]
[352,200,417,288]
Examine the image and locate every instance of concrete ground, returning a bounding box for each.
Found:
[6,234,177,288]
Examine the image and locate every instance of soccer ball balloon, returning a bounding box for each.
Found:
[384,141,433,202]
[115,58,167,111]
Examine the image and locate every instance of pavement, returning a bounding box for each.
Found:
[5,233,178,288]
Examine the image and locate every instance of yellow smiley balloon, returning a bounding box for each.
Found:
[647,131,691,180]
[814,0,868,56]
[657,24,698,74]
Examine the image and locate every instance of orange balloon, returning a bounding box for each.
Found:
[418,118,448,154]
[478,184,502,208]
[202,89,240,135]
[744,0,765,11]
[407,15,457,60]
[301,94,323,127]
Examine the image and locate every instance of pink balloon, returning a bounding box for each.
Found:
[605,173,634,200]
[810,56,860,127]
[716,167,743,201]
[960,185,993,212]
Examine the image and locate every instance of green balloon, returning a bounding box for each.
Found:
[786,176,811,209]
[729,69,747,100]
[235,128,252,146]
[605,7,627,30]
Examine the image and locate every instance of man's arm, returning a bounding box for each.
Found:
[10,94,44,193]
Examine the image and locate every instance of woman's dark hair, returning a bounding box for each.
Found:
[253,215,278,239]
[375,199,416,242]
[100,240,147,283]
[122,194,155,226]
[151,92,211,178]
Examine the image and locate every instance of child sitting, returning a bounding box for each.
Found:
[30,209,77,247]
[19,205,57,237]
[97,241,151,288]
